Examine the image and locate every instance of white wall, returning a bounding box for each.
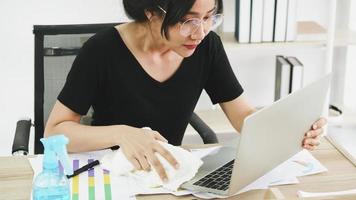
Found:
[0,0,128,155]
[344,1,356,111]
[0,0,330,155]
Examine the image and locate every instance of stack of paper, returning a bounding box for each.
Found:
[327,124,356,166]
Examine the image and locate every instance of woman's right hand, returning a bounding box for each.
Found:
[117,126,179,182]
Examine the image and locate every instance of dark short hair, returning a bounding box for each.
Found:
[123,0,223,39]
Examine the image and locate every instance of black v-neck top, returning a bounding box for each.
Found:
[58,27,243,145]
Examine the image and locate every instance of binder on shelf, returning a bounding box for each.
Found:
[286,0,298,41]
[262,0,276,42]
[250,0,264,43]
[235,0,252,43]
[275,55,291,101]
[286,56,304,93]
[273,0,288,42]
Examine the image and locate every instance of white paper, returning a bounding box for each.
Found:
[288,149,328,177]
[190,146,222,159]
[237,150,326,194]
[328,124,356,165]
[298,188,356,198]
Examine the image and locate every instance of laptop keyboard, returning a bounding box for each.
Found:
[193,160,235,191]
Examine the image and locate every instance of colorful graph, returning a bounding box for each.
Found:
[72,160,80,200]
[88,159,95,200]
[60,159,113,200]
[103,169,112,199]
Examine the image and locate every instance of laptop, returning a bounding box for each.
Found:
[182,74,331,195]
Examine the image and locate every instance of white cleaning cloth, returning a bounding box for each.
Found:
[100,141,203,191]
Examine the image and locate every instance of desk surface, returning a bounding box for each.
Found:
[1,138,356,200]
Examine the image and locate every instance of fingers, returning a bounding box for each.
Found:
[146,151,168,182]
[312,118,327,130]
[122,144,150,171]
[154,143,179,170]
[146,142,179,182]
[304,143,316,151]
[305,128,323,138]
[304,137,320,146]
[120,127,176,182]
[127,156,141,170]
[135,151,151,171]
[302,118,326,151]
[303,137,320,150]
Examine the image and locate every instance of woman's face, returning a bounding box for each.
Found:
[163,0,217,57]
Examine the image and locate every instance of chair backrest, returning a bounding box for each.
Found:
[33,23,118,153]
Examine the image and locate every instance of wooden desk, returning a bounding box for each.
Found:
[1,138,356,200]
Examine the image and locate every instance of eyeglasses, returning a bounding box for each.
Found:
[179,14,223,37]
[156,4,223,37]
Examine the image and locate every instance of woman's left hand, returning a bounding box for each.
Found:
[302,118,327,150]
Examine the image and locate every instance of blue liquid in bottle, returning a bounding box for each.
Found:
[32,167,70,200]
[32,135,73,200]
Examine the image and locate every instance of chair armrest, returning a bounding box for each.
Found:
[190,112,219,144]
[12,119,32,155]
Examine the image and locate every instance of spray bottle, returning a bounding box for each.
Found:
[32,135,73,200]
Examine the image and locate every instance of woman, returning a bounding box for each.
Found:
[45,0,326,182]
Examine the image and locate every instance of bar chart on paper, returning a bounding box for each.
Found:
[59,159,114,200]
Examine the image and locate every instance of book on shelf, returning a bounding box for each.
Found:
[285,0,298,41]
[235,0,251,43]
[275,55,291,101]
[286,56,304,93]
[275,55,304,101]
[235,0,300,43]
[273,0,288,42]
[250,0,264,43]
[262,0,276,42]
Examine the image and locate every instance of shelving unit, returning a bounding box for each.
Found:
[329,0,355,110]
[220,21,329,50]
[334,30,356,47]
[219,0,355,107]
[185,0,355,143]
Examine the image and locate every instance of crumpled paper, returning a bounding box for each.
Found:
[100,141,203,191]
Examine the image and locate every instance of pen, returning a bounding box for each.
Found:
[66,160,100,179]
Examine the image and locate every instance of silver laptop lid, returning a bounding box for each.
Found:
[228,74,331,195]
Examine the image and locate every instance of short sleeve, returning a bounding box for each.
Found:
[204,32,244,104]
[57,38,101,115]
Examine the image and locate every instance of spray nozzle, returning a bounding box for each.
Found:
[40,135,73,176]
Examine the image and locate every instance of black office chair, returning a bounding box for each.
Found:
[12,23,218,155]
